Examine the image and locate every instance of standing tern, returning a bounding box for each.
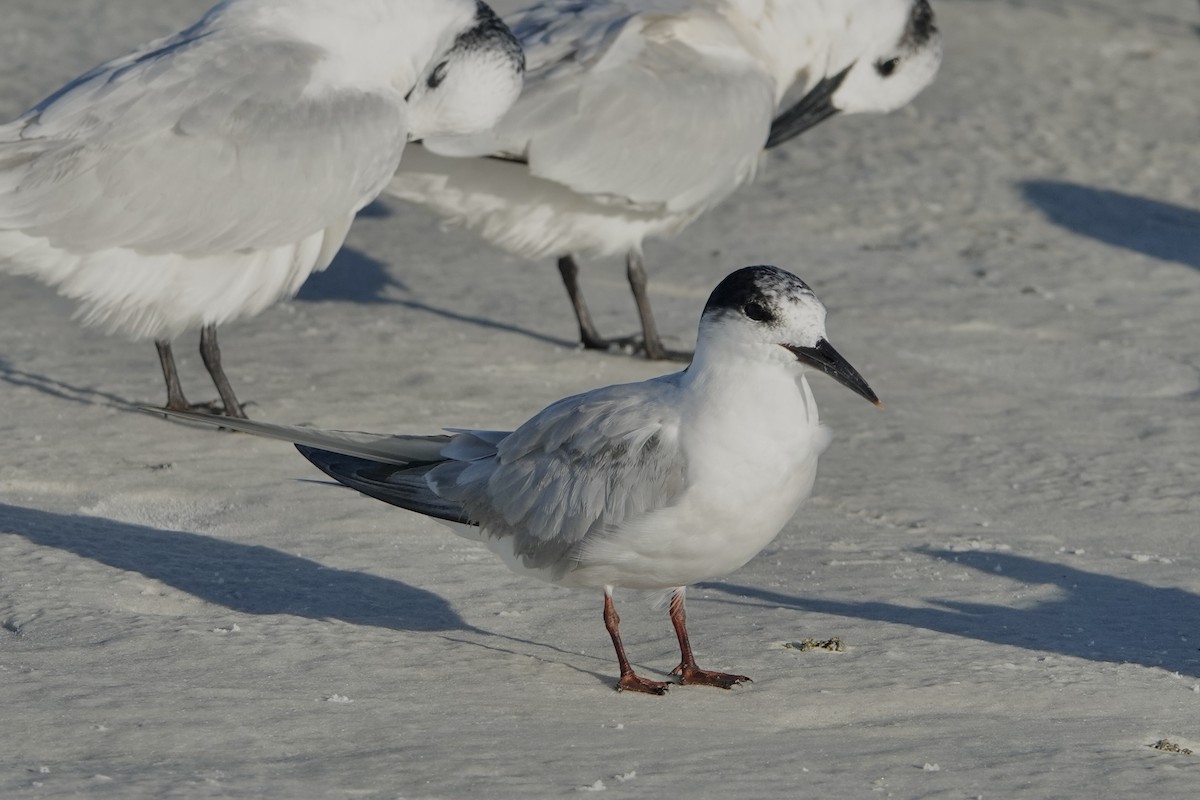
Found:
[389,0,941,359]
[153,265,880,694]
[0,0,524,417]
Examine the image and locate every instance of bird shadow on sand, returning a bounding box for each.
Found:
[0,356,245,417]
[355,200,392,220]
[1,503,618,684]
[295,246,409,304]
[1020,180,1200,270]
[0,357,137,412]
[700,548,1200,678]
[295,246,576,348]
[392,296,577,349]
[0,503,470,633]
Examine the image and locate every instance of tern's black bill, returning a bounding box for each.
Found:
[783,338,880,406]
[765,64,852,149]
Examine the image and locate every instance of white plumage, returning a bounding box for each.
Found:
[389,0,942,358]
[154,265,881,694]
[0,0,524,415]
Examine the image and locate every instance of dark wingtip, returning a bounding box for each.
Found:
[294,443,344,478]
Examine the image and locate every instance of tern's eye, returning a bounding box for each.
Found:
[743,302,771,322]
[427,60,449,89]
[875,57,900,77]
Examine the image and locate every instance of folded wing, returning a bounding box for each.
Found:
[428,379,689,576]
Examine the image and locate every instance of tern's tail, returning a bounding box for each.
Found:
[147,407,473,525]
[147,407,451,465]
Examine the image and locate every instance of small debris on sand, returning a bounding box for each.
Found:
[1149,739,1193,755]
[784,637,846,653]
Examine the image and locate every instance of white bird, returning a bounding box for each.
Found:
[154,265,880,694]
[388,0,942,360]
[0,0,524,417]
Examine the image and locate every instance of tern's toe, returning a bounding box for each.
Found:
[673,665,752,689]
[616,674,671,695]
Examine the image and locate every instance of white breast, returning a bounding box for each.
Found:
[564,372,830,590]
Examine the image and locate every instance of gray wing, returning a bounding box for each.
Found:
[427,378,688,576]
[423,0,775,213]
[0,25,408,256]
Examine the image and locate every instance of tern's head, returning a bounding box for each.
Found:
[697,266,879,406]
[406,1,524,140]
[833,0,942,115]
[767,0,942,147]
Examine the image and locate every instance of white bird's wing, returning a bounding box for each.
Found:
[0,28,408,256]
[423,0,775,213]
[428,377,688,576]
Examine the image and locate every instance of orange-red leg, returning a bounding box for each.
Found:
[603,589,669,695]
[668,588,751,689]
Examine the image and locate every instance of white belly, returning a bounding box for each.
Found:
[563,444,822,590]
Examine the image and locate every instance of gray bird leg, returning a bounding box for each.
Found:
[554,252,690,361]
[624,250,668,360]
[155,339,191,412]
[198,324,247,419]
[557,254,611,350]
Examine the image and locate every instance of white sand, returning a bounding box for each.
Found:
[2,0,1199,796]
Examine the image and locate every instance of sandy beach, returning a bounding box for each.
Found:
[2,1,1198,796]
